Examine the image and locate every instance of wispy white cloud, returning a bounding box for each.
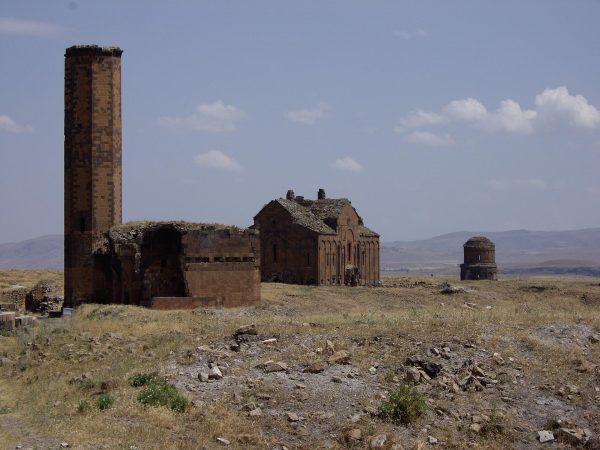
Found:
[194,150,243,172]
[394,110,445,132]
[330,157,364,172]
[159,100,244,132]
[285,102,331,125]
[393,28,428,40]
[0,17,64,37]
[395,86,600,136]
[486,178,547,191]
[0,115,33,133]
[406,130,453,146]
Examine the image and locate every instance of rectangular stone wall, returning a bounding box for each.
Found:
[255,205,319,284]
[184,265,260,307]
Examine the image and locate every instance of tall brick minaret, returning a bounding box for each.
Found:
[64,45,123,307]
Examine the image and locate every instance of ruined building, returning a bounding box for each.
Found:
[253,189,380,285]
[460,236,498,280]
[64,45,260,308]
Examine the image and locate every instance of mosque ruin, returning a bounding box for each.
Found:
[63,45,260,308]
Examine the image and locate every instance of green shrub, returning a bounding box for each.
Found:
[128,372,160,387]
[0,405,12,414]
[137,382,188,413]
[379,382,427,424]
[96,393,114,410]
[77,400,91,413]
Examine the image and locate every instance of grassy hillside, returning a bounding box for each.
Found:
[0,272,599,449]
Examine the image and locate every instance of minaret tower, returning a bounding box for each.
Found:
[64,45,123,307]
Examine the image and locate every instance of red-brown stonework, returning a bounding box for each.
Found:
[460,236,498,280]
[64,45,123,307]
[64,45,260,309]
[92,222,261,308]
[253,189,380,286]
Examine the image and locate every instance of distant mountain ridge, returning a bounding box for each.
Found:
[1,228,600,275]
[382,228,600,276]
[0,234,63,269]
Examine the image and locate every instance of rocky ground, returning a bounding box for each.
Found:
[0,274,599,449]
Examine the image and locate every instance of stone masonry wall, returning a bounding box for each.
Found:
[64,45,123,307]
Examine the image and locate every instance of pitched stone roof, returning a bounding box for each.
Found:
[358,225,379,238]
[307,198,350,223]
[274,199,337,235]
[270,198,379,238]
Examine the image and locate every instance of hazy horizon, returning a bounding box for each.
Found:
[2,1,599,243]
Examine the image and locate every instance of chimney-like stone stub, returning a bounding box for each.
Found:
[318,188,326,200]
[286,190,295,200]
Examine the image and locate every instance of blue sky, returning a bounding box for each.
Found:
[1,0,599,243]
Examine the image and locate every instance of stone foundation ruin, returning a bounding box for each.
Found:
[92,222,260,308]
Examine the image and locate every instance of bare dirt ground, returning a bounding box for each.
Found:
[0,272,599,449]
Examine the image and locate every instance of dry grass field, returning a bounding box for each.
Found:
[0,271,599,449]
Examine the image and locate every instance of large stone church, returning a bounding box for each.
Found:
[253,189,380,286]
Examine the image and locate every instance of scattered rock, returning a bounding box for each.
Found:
[368,366,377,375]
[405,367,422,383]
[261,338,277,344]
[556,427,590,446]
[234,324,257,337]
[328,350,351,365]
[346,428,362,442]
[423,361,443,378]
[60,444,70,449]
[208,366,223,380]
[538,430,554,443]
[590,334,599,344]
[440,283,466,294]
[493,353,505,365]
[286,412,300,422]
[249,407,263,417]
[261,361,288,373]
[370,434,387,449]
[469,423,482,433]
[428,435,438,444]
[216,437,231,445]
[198,371,210,382]
[304,361,327,373]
